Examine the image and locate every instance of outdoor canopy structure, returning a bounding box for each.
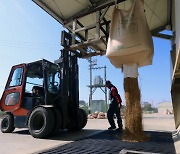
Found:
[33,0,172,57]
[32,0,180,129]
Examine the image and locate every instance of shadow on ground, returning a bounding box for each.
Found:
[37,130,176,154]
[12,129,103,141]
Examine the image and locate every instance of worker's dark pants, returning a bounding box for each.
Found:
[107,102,122,129]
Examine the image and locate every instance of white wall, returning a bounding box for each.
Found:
[175,0,180,52]
[171,0,180,129]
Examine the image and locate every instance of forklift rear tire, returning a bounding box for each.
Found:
[28,107,55,138]
[67,108,87,131]
[50,108,62,135]
[1,113,15,133]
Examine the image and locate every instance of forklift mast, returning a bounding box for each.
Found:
[55,31,80,127]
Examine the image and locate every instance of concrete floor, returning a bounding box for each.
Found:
[0,113,179,154]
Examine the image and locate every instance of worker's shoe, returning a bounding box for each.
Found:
[108,126,116,130]
[116,128,123,132]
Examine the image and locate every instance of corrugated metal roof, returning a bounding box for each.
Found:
[33,0,171,57]
[33,0,169,30]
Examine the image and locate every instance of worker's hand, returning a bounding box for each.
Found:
[118,103,122,108]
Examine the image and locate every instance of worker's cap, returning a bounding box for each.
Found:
[105,80,111,85]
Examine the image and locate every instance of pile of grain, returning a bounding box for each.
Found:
[122,77,148,142]
[88,111,107,119]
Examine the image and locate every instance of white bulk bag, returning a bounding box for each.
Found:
[106,0,154,68]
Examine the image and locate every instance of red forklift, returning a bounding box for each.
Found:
[0,39,87,138]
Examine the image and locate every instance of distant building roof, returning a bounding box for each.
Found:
[157,102,172,108]
[79,100,86,106]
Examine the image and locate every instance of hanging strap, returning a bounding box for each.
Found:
[114,0,144,10]
[114,0,118,8]
[114,0,136,9]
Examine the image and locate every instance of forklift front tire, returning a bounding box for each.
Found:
[28,107,55,138]
[50,108,62,135]
[1,113,15,133]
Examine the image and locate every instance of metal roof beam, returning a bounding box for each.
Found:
[64,0,126,25]
[100,6,109,22]
[151,24,172,40]
[167,0,172,26]
[152,33,172,40]
[151,25,167,35]
[33,0,64,24]
[88,0,95,7]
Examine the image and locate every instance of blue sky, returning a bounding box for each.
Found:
[0,0,172,107]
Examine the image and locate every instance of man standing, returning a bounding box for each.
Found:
[106,80,123,132]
